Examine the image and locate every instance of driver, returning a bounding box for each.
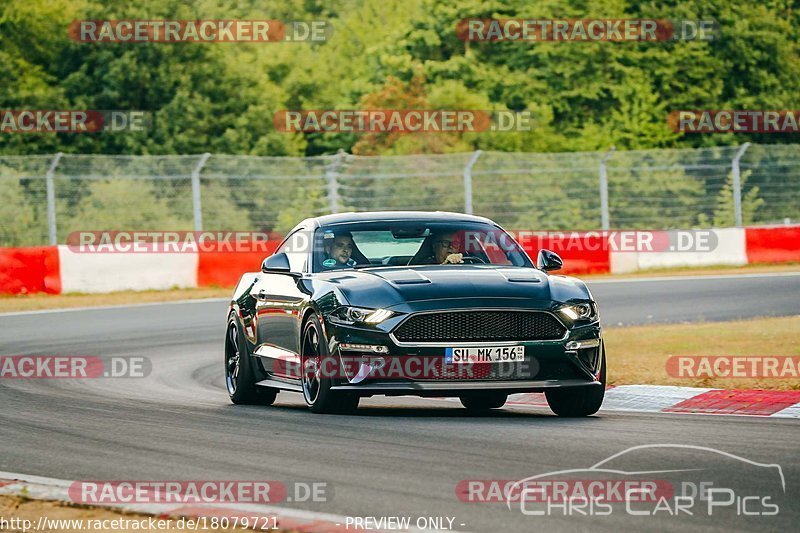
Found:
[323,231,357,268]
[425,232,464,264]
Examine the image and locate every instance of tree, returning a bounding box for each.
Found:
[698,169,765,227]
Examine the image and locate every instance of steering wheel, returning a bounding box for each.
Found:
[461,255,485,264]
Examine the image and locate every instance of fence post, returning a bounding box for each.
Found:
[325,150,344,214]
[463,150,482,215]
[731,143,751,228]
[191,153,211,232]
[599,146,615,230]
[45,152,63,245]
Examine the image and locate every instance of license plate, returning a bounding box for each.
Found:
[445,346,525,364]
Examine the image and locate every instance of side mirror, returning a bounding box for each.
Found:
[537,249,563,272]
[261,252,291,273]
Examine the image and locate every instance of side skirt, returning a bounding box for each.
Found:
[256,377,303,393]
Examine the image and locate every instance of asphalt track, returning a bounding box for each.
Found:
[1,273,798,531]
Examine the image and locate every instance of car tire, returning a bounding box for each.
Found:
[226,315,277,406]
[459,392,508,411]
[545,345,606,417]
[301,315,360,414]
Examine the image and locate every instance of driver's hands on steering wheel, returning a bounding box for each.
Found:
[443,253,464,264]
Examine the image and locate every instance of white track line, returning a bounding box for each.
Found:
[3,271,798,317]
[0,298,228,317]
[587,271,800,284]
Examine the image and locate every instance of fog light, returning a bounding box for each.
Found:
[349,356,388,385]
[566,339,600,350]
[340,343,389,353]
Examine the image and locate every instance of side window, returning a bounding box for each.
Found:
[276,229,310,273]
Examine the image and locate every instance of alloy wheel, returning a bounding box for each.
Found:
[301,325,322,404]
[225,324,240,395]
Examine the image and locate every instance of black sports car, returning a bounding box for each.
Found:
[225,211,605,416]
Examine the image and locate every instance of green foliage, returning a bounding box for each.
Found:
[0,0,797,241]
[274,185,328,233]
[198,180,245,231]
[0,179,43,246]
[2,0,798,157]
[59,180,191,240]
[698,170,765,227]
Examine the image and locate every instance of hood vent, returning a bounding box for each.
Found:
[498,269,544,283]
[373,270,431,285]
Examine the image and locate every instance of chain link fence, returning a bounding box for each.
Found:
[1,144,798,247]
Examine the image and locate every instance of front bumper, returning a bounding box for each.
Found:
[324,307,602,395]
[330,378,602,396]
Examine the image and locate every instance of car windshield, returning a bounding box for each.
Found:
[313,220,532,272]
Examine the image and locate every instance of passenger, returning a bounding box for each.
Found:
[323,232,357,268]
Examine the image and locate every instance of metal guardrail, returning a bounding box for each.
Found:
[0,144,797,247]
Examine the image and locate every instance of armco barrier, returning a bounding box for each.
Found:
[0,246,60,294]
[0,225,797,295]
[58,246,198,294]
[520,231,611,275]
[746,226,800,264]
[197,243,279,288]
[630,227,747,271]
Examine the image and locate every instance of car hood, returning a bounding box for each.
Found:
[315,265,591,309]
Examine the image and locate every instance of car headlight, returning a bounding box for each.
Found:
[330,306,395,325]
[559,302,597,322]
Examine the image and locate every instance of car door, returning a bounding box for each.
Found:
[252,228,312,378]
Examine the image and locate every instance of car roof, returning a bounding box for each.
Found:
[310,211,495,227]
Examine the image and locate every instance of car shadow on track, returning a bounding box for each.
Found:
[243,400,604,421]
[350,407,554,418]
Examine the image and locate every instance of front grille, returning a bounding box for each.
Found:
[393,311,566,343]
